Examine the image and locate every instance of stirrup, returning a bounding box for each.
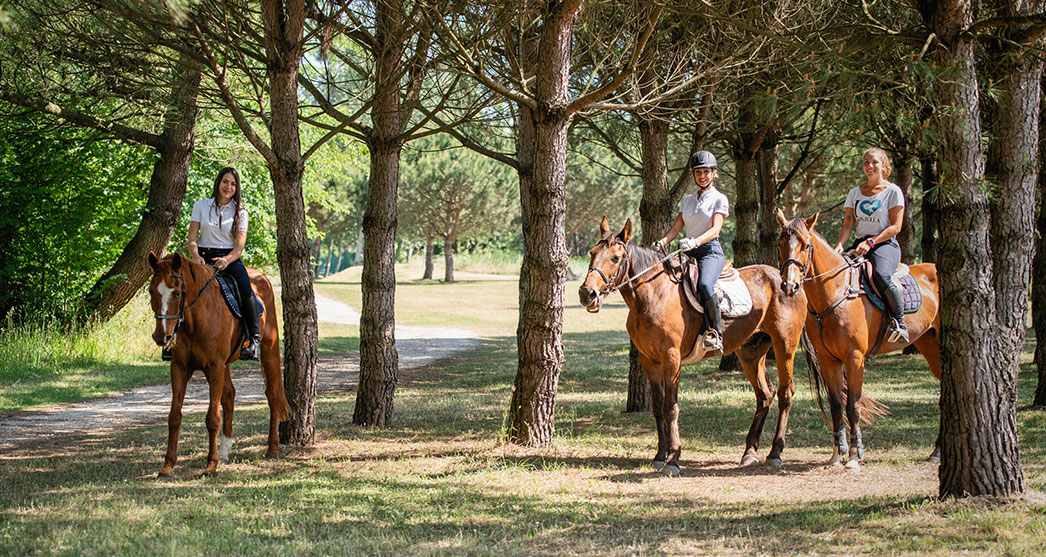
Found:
[702,330,723,355]
[887,319,909,344]
[240,338,260,361]
[161,346,173,361]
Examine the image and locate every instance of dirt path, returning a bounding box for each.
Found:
[0,292,480,451]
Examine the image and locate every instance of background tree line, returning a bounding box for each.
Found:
[1,0,1044,499]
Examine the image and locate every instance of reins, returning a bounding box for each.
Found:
[586,242,682,296]
[790,237,867,362]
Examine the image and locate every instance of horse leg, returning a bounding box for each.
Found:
[201,364,225,476]
[260,337,288,457]
[650,379,668,469]
[820,358,849,467]
[766,335,799,470]
[736,344,774,468]
[913,330,943,462]
[843,350,866,471]
[661,366,683,477]
[219,366,235,463]
[159,362,192,478]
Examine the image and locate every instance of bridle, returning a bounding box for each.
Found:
[781,239,813,286]
[153,267,221,344]
[586,241,683,298]
[586,240,633,296]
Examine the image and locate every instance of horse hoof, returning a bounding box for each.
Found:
[766,458,783,471]
[660,465,681,477]
[927,449,941,463]
[844,459,861,472]
[740,455,759,467]
[157,473,174,481]
[652,460,665,470]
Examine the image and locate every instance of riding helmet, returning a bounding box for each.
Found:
[689,150,718,170]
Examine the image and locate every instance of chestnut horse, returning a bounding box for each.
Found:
[148,252,290,477]
[775,211,942,470]
[579,217,808,475]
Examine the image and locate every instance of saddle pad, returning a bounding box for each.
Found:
[860,272,921,314]
[683,271,754,317]
[216,274,265,320]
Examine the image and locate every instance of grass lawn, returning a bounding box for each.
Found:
[2,259,1045,554]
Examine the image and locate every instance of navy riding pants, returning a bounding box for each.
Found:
[687,239,726,304]
[199,247,253,303]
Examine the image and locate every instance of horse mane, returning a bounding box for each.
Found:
[628,243,679,276]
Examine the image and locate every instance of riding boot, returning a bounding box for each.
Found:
[702,294,724,355]
[240,295,262,360]
[881,279,909,344]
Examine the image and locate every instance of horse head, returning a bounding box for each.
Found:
[578,216,632,313]
[148,251,186,347]
[776,209,819,297]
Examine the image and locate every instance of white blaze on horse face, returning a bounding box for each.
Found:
[157,281,177,333]
[787,235,799,286]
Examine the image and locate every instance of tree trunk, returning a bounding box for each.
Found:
[895,151,916,264]
[353,0,417,426]
[924,0,1023,498]
[920,152,939,263]
[333,236,344,274]
[1034,86,1046,408]
[257,1,317,447]
[354,138,402,426]
[423,236,435,279]
[443,235,455,283]
[83,61,201,322]
[758,138,781,266]
[627,116,675,413]
[323,237,335,277]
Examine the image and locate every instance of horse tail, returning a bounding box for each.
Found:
[857,395,889,424]
[801,329,830,423]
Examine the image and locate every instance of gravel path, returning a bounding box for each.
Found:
[0,292,480,451]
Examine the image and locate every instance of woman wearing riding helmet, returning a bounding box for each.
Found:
[652,150,730,355]
[835,147,908,343]
[186,166,262,360]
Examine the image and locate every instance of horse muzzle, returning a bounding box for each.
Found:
[578,286,603,313]
[782,281,801,297]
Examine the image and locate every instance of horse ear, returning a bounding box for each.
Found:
[148,251,158,270]
[619,218,633,243]
[776,209,789,228]
[599,216,611,236]
[805,211,820,231]
[171,253,182,271]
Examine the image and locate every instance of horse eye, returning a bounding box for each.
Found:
[172,291,181,297]
[611,255,621,263]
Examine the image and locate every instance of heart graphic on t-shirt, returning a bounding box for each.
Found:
[859,199,882,216]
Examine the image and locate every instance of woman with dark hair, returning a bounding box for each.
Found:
[652,150,730,355]
[186,166,261,359]
[834,147,908,342]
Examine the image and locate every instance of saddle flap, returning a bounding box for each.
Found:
[216,273,264,320]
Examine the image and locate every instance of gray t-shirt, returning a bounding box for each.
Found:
[191,198,249,249]
[844,183,905,238]
[680,187,730,239]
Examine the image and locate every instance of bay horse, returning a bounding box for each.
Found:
[579,217,808,475]
[775,211,942,470]
[148,252,290,478]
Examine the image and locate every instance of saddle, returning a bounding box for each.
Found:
[216,273,265,320]
[681,259,753,317]
[850,260,922,314]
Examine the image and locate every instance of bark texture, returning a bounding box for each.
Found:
[506,4,578,446]
[920,152,939,263]
[1034,89,1046,408]
[922,0,1023,497]
[84,62,201,321]
[895,152,917,264]
[423,237,435,279]
[443,237,454,283]
[260,0,317,447]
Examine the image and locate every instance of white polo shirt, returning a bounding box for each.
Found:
[190,198,248,249]
[680,186,730,238]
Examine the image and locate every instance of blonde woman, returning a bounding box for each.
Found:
[834,147,908,342]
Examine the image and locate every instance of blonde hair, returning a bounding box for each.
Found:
[863,147,892,179]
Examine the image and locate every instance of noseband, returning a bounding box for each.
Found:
[586,240,632,295]
[781,238,813,284]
